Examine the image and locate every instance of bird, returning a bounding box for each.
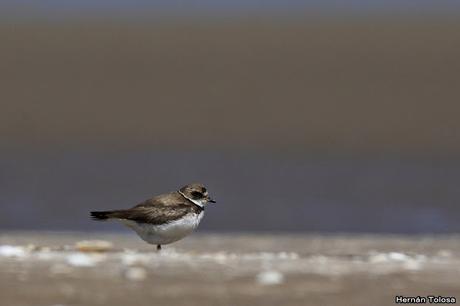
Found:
[90,183,216,251]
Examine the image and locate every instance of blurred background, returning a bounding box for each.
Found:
[1,1,460,234]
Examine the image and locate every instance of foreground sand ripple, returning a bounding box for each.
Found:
[1,232,459,306]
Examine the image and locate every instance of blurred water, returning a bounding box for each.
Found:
[1,150,458,233]
[1,0,460,18]
[1,17,459,234]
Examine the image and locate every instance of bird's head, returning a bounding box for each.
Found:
[179,183,216,208]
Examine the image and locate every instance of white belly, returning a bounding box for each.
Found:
[121,212,204,245]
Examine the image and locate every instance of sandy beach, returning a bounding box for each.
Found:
[2,9,460,306]
[1,232,459,306]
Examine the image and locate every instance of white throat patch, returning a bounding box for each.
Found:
[179,191,205,208]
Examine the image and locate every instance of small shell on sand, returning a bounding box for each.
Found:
[256,270,285,286]
[124,267,147,281]
[0,245,27,258]
[75,240,113,252]
[66,253,105,267]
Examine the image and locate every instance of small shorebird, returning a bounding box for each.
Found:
[90,183,216,250]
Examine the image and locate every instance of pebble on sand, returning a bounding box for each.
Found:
[75,240,113,252]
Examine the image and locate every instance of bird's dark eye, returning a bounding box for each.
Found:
[202,187,207,193]
[191,191,203,198]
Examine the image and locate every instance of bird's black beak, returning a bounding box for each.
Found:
[208,198,216,203]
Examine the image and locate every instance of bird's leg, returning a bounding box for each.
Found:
[156,244,162,251]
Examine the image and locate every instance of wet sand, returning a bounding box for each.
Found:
[1,232,459,306]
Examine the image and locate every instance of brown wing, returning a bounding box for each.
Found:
[107,205,191,225]
[105,192,195,225]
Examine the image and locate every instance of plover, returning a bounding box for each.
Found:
[90,183,216,250]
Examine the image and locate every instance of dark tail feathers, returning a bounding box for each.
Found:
[90,211,114,221]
